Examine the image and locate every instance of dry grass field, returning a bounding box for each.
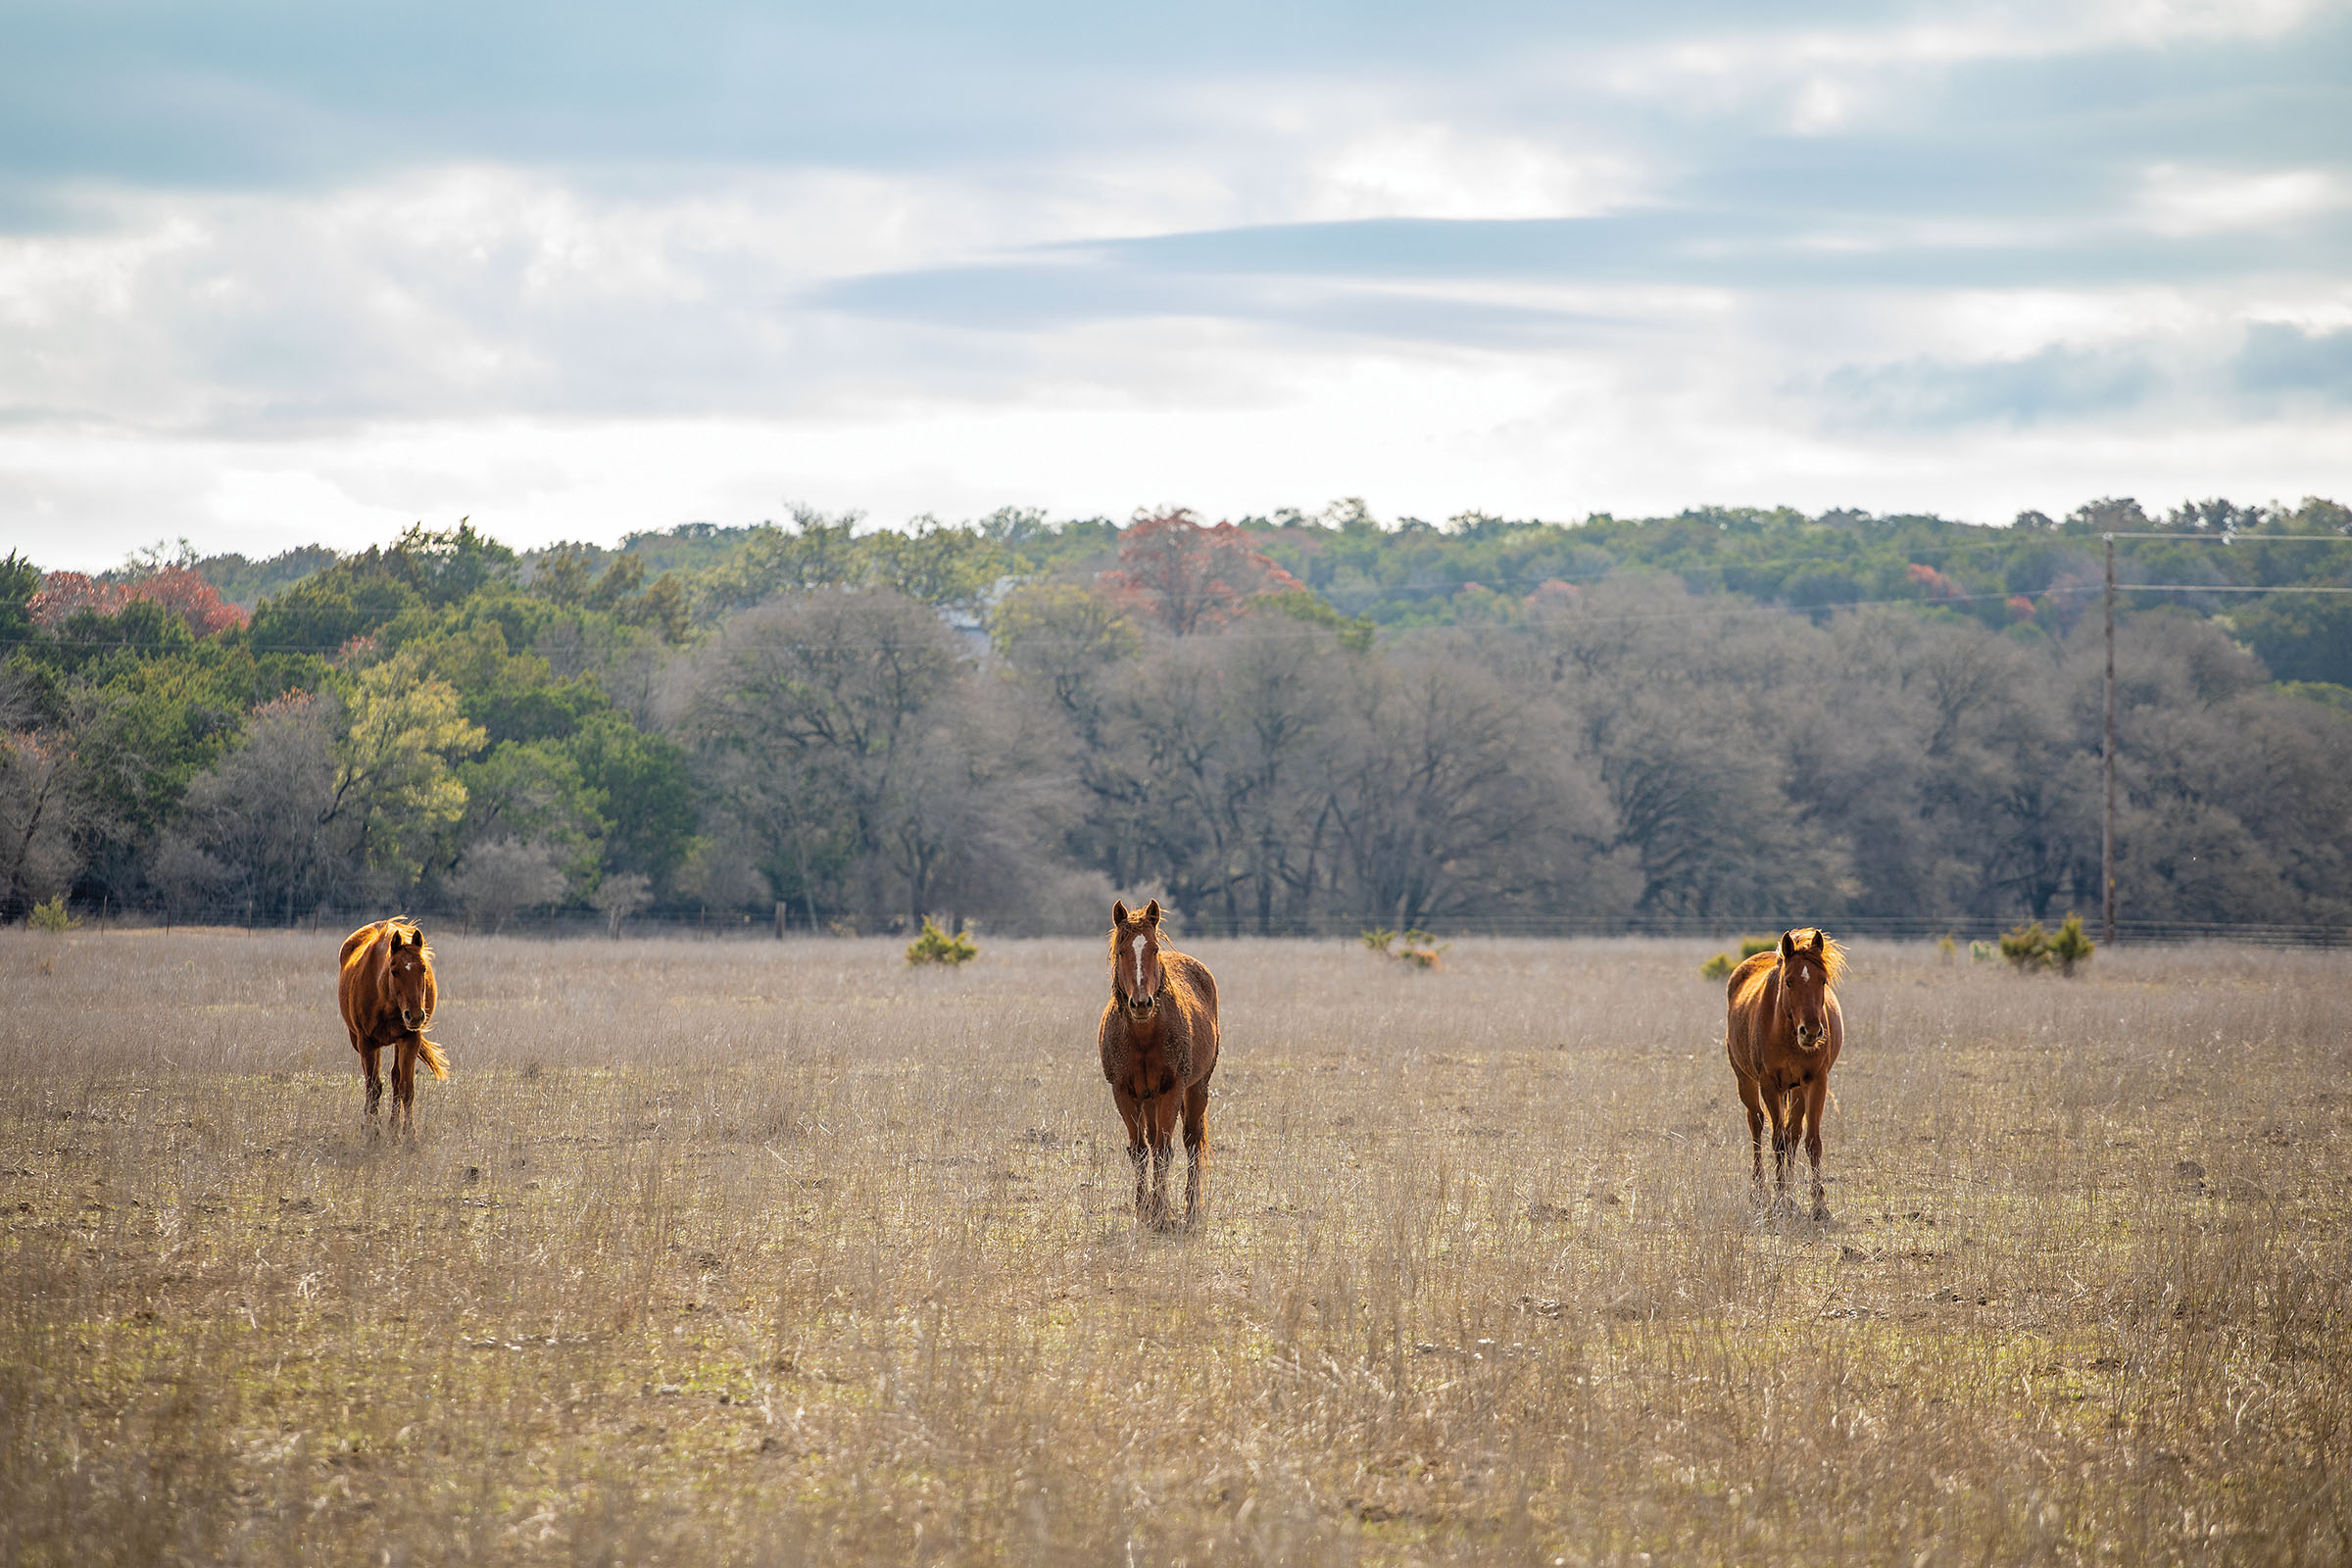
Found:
[1,928,2346,1565]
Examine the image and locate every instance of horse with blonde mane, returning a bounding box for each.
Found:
[338,918,449,1134]
[1725,927,1846,1219]
[1098,899,1220,1228]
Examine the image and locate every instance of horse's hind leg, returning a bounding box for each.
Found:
[1181,1082,1209,1227]
[1735,1075,1767,1193]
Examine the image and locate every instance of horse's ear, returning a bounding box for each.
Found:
[1779,930,1799,960]
[1808,928,1827,953]
[1112,900,1130,926]
[1142,899,1161,926]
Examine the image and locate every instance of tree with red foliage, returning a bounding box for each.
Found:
[1102,509,1308,636]
[29,566,247,637]
[26,573,127,626]
[1905,562,1964,602]
[127,566,248,637]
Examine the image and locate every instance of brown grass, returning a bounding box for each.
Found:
[1,930,2346,1564]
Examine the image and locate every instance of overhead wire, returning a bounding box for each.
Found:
[1,531,2343,656]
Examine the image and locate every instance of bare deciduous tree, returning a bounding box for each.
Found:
[449,837,568,933]
[591,871,654,938]
[153,691,345,925]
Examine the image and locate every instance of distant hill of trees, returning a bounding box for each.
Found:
[4,494,2348,938]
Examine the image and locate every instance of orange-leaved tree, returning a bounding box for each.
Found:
[1101,509,1307,636]
[30,566,248,637]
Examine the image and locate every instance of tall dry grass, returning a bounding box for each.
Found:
[1,929,2345,1564]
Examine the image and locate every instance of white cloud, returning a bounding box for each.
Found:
[1298,125,1645,221]
[2134,164,2352,236]
[2,3,2348,568]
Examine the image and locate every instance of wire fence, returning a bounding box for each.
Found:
[47,900,2351,950]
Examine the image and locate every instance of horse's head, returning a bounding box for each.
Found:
[1108,899,1166,1021]
[384,923,433,1033]
[1777,927,1843,1052]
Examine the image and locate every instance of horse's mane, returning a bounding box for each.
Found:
[382,915,435,966]
[1784,928,1846,986]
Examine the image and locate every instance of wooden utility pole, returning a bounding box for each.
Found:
[2103,535,2117,949]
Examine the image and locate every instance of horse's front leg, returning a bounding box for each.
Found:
[361,1045,384,1123]
[1767,1090,1794,1206]
[392,1036,418,1136]
[1802,1080,1830,1221]
[1146,1095,1179,1230]
[1115,1093,1150,1222]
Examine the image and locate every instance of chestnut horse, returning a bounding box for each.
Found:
[1098,899,1220,1228]
[338,918,449,1133]
[1725,927,1846,1218]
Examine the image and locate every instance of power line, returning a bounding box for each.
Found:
[2,525,2342,659]
[2101,531,2350,950]
[5,576,2349,658]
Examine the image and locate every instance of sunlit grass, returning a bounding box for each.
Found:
[2,929,2346,1563]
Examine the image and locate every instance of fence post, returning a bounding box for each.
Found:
[775,901,788,940]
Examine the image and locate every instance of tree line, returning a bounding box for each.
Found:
[4,496,2349,938]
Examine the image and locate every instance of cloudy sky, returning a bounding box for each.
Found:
[3,0,2348,568]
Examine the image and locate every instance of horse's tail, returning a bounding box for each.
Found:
[417,1036,451,1081]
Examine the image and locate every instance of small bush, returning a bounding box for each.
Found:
[1999,920,2049,970]
[2047,912,2095,976]
[906,915,976,966]
[1699,953,1734,981]
[1997,915,2094,976]
[1937,934,1957,965]
[1970,940,1993,963]
[1738,936,1775,959]
[27,897,76,933]
[1362,926,1446,970]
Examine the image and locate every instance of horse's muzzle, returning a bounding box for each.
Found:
[1125,996,1156,1017]
[1794,1027,1825,1052]
[402,1010,428,1031]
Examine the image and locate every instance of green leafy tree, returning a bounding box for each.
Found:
[325,650,486,884]
[453,739,602,887]
[0,552,42,644]
[2230,596,2352,687]
[694,507,866,614]
[566,712,696,882]
[248,550,423,654]
[422,618,610,746]
[867,516,1009,612]
[391,518,517,607]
